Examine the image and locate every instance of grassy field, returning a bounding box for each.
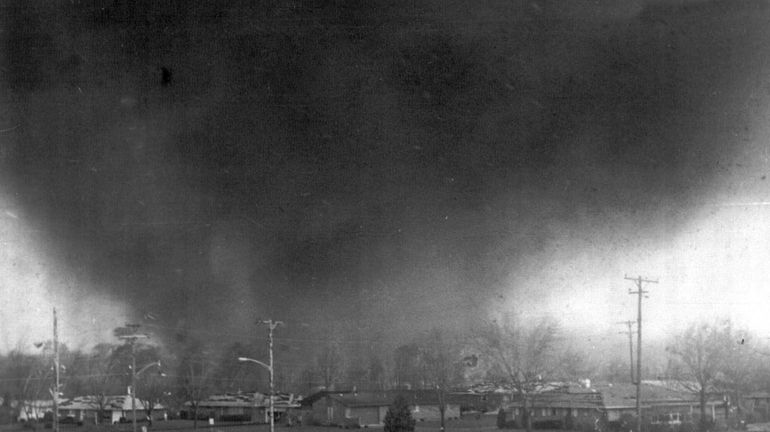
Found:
[1,415,502,432]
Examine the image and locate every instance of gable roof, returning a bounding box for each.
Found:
[597,382,722,409]
[506,382,724,411]
[58,395,164,412]
[189,393,300,409]
[311,390,461,408]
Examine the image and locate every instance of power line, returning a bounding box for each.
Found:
[117,324,149,432]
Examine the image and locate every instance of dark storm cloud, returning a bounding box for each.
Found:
[2,0,769,350]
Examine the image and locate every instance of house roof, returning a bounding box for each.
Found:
[195,393,260,408]
[597,383,679,409]
[506,382,724,411]
[598,382,723,409]
[58,395,165,412]
[189,393,300,409]
[312,390,461,408]
[507,386,604,410]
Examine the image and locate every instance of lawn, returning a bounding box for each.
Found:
[1,415,503,432]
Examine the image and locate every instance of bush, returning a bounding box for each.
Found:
[384,395,416,432]
[497,409,506,429]
[573,416,604,432]
[220,414,251,422]
[534,419,564,429]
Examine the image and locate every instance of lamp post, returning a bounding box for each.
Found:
[118,327,147,432]
[239,319,282,432]
[238,357,274,432]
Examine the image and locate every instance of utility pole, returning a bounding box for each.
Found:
[261,320,283,432]
[118,324,147,432]
[53,308,59,432]
[617,320,636,383]
[626,275,658,432]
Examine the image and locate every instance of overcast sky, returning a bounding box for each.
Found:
[2,0,770,356]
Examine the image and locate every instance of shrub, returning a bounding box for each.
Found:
[220,414,251,422]
[384,395,416,432]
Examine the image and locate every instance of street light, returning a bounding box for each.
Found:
[238,357,274,432]
[239,319,282,432]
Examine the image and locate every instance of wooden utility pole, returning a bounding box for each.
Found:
[617,320,636,383]
[626,275,658,432]
[118,324,147,432]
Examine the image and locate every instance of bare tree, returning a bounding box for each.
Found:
[599,356,633,384]
[214,343,256,393]
[421,328,463,432]
[667,320,736,432]
[342,344,387,392]
[367,352,386,391]
[130,346,166,421]
[393,343,425,389]
[473,314,559,432]
[176,342,213,430]
[67,343,126,423]
[315,343,343,389]
[555,347,595,382]
[718,330,764,420]
[4,347,50,423]
[79,343,123,424]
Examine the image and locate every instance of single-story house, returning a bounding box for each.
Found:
[742,392,770,421]
[504,381,726,429]
[601,382,726,424]
[58,395,166,424]
[504,383,605,428]
[455,383,518,413]
[304,390,461,427]
[183,393,261,422]
[183,393,301,424]
[17,400,54,422]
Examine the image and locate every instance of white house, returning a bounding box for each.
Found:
[17,400,54,422]
[58,395,166,424]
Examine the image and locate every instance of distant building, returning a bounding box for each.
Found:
[503,381,726,429]
[17,400,54,422]
[57,395,167,424]
[303,390,461,428]
[182,393,261,422]
[183,393,300,424]
[742,391,770,421]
